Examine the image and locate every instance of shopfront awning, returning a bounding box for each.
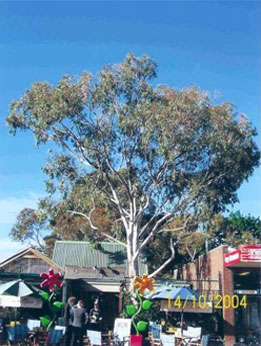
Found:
[0,295,43,308]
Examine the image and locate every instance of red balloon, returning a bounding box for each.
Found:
[40,268,63,292]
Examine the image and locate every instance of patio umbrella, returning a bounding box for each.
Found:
[151,286,200,300]
[0,279,35,297]
[0,280,42,324]
[0,279,41,343]
[150,286,201,336]
[0,279,42,309]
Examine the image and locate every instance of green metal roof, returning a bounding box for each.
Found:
[53,241,148,276]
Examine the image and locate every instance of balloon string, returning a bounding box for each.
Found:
[131,289,142,335]
[47,291,55,332]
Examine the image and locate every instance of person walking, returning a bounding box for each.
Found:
[63,296,76,346]
[71,300,87,346]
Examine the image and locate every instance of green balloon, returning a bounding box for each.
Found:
[126,305,137,316]
[39,291,49,301]
[142,300,152,310]
[53,301,64,312]
[137,321,148,332]
[40,316,51,328]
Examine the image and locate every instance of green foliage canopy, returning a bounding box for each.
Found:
[208,211,261,248]
[6,53,260,276]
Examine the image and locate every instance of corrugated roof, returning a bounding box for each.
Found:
[53,241,148,276]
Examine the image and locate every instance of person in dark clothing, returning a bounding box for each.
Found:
[89,299,102,331]
[71,300,87,346]
[63,296,76,346]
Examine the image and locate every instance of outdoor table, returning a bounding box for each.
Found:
[101,332,112,345]
[175,336,201,346]
[27,329,48,346]
[146,335,162,346]
[174,337,186,346]
[27,330,38,345]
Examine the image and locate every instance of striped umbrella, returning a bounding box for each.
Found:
[0,279,35,297]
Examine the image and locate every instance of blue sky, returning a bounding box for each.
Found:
[0,1,260,261]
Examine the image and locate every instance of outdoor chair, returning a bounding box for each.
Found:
[148,324,162,339]
[27,319,41,331]
[6,324,29,345]
[0,321,4,346]
[56,318,64,326]
[148,323,162,346]
[101,332,112,346]
[110,334,130,346]
[86,330,103,346]
[47,328,64,345]
[148,332,162,346]
[201,335,210,346]
[54,326,66,336]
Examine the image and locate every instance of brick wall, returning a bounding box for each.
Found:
[173,245,235,345]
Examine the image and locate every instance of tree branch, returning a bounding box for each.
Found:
[133,211,172,261]
[148,238,175,278]
[67,209,127,247]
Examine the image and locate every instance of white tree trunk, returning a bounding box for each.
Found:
[126,224,140,279]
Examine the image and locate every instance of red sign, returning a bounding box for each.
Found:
[224,245,261,267]
[241,245,261,261]
[224,250,241,266]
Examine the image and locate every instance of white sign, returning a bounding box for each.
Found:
[113,318,131,342]
[87,330,102,345]
[0,295,42,308]
[27,319,41,331]
[160,334,175,346]
[224,251,240,264]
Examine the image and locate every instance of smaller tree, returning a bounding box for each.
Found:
[178,231,206,262]
[208,211,261,248]
[10,208,48,251]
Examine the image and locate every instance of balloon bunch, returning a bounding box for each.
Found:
[126,274,155,335]
[39,269,64,331]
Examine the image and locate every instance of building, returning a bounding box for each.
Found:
[0,247,63,320]
[52,241,148,329]
[0,242,148,329]
[0,247,63,285]
[173,244,261,346]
